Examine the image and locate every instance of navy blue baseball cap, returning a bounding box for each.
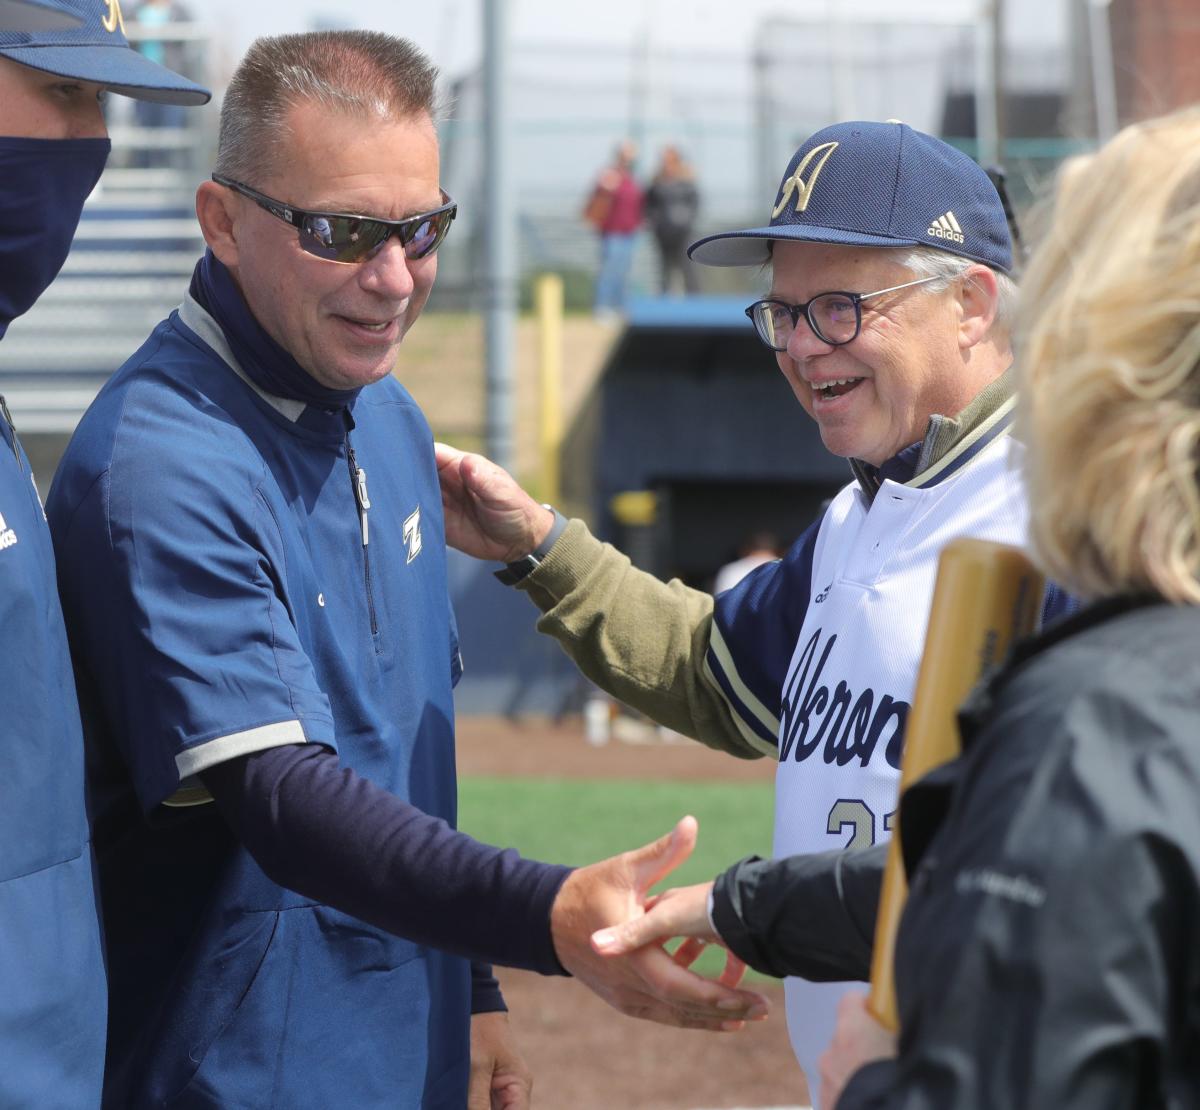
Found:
[0,0,81,32]
[690,120,1012,274]
[0,0,210,104]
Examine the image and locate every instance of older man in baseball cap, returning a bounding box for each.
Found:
[0,2,207,1104]
[436,119,1074,1105]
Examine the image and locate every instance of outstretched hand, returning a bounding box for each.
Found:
[434,443,555,564]
[591,879,748,995]
[549,816,767,1032]
[591,880,720,954]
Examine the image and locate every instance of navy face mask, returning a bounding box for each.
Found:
[0,136,111,339]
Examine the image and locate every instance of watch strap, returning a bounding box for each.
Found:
[493,507,568,586]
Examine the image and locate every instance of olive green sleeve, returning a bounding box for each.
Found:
[515,519,765,760]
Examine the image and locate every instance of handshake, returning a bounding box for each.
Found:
[549,815,769,1032]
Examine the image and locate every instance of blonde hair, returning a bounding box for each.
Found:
[1018,106,1200,604]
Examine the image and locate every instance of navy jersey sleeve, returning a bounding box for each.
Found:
[703,518,820,753]
[49,414,336,812]
[470,964,506,1015]
[201,743,570,975]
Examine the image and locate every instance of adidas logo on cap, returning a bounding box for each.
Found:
[927,210,965,244]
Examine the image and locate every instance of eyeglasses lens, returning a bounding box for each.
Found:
[299,216,389,263]
[403,214,447,260]
[752,296,858,350]
[809,294,858,344]
[297,209,453,264]
[752,302,789,350]
[295,207,453,261]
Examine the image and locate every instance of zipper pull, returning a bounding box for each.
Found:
[0,394,23,470]
[355,466,370,546]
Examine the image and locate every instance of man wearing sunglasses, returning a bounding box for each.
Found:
[45,29,767,1110]
[0,1,208,1105]
[437,120,1075,1106]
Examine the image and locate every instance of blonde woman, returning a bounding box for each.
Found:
[594,106,1200,1108]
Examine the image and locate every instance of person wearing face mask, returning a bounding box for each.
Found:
[0,2,207,1106]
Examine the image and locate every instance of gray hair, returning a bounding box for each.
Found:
[214,31,444,186]
[897,245,1019,337]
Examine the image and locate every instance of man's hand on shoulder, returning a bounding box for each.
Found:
[434,443,555,564]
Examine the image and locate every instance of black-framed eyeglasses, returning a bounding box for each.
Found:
[744,275,941,351]
[212,174,457,264]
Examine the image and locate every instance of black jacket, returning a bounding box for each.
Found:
[712,598,1200,1108]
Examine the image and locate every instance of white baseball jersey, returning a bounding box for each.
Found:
[705,401,1054,1105]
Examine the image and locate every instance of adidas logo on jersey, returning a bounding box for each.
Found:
[927,210,965,244]
[0,509,17,552]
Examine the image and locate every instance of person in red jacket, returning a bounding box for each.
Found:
[584,139,644,315]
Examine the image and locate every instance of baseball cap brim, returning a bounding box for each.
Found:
[0,42,210,104]
[0,0,81,32]
[689,224,928,267]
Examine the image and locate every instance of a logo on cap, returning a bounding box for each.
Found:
[927,210,965,244]
[772,141,839,218]
[102,0,126,34]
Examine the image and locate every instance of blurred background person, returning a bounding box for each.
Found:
[583,138,643,316]
[130,0,191,73]
[594,104,1200,1110]
[644,144,701,295]
[712,530,781,594]
[128,0,192,165]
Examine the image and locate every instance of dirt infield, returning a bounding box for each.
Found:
[494,970,805,1110]
[458,716,812,1110]
[455,715,776,784]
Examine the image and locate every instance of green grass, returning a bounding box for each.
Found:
[458,776,778,980]
[458,777,773,874]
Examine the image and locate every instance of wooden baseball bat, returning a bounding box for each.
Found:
[866,538,1044,1031]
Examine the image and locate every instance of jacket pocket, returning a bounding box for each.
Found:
[171,906,446,1108]
[159,909,281,1106]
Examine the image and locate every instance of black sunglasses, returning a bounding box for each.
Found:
[212,174,457,264]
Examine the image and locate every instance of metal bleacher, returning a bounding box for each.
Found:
[0,22,211,433]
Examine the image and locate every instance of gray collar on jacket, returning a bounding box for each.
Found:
[849,364,1016,503]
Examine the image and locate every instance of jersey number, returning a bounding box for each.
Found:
[826,799,896,850]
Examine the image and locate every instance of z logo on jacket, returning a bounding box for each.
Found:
[0,509,17,552]
[403,507,422,564]
[779,627,908,768]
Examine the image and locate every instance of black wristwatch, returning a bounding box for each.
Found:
[493,506,569,585]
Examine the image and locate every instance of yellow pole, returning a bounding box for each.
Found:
[535,273,564,506]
